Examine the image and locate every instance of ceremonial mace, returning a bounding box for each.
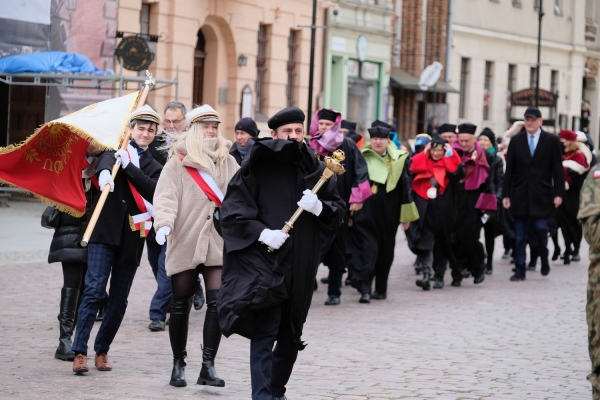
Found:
[268,149,346,252]
[80,71,156,247]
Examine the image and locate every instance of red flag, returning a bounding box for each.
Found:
[0,91,139,216]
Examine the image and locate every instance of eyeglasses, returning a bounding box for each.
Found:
[164,119,184,125]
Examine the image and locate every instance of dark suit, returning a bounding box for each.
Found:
[72,148,162,356]
[503,129,565,276]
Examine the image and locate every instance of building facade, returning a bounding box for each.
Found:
[321,0,394,133]
[448,0,598,145]
[118,0,324,138]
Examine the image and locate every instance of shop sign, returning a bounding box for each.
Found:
[419,61,443,91]
[511,88,556,107]
[356,35,368,62]
[361,62,379,80]
[348,59,359,77]
[115,36,155,71]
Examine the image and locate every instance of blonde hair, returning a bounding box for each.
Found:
[564,140,579,153]
[169,121,229,170]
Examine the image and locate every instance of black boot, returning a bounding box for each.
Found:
[55,287,79,361]
[197,290,225,387]
[169,295,193,387]
[96,292,107,321]
[416,267,431,291]
[551,233,561,261]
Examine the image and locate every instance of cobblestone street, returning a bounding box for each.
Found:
[0,201,591,399]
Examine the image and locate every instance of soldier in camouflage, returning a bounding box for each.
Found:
[578,168,600,399]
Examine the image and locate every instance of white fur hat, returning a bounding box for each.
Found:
[186,104,220,126]
[576,131,587,142]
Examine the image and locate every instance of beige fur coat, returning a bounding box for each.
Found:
[153,143,239,276]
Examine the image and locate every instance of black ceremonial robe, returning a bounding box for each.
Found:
[315,138,370,273]
[218,138,345,348]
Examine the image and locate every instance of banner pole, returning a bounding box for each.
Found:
[81,71,155,247]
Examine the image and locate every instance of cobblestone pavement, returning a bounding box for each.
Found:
[0,201,592,399]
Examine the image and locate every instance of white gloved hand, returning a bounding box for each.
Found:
[98,170,114,192]
[258,229,289,250]
[297,189,323,216]
[155,226,171,245]
[115,149,130,169]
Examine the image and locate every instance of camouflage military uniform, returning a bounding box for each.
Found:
[578,168,600,399]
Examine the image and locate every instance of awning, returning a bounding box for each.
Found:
[390,68,459,93]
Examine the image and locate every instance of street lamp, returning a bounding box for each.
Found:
[307,0,318,128]
[535,0,544,107]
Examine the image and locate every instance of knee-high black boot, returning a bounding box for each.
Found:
[551,232,561,261]
[169,295,193,387]
[197,289,225,387]
[55,287,79,361]
[416,266,431,291]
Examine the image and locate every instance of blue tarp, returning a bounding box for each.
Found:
[0,51,113,74]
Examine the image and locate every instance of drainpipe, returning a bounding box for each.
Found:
[421,0,427,72]
[445,0,453,82]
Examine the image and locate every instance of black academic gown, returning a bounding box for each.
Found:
[346,159,413,292]
[315,138,369,273]
[557,163,587,255]
[218,139,345,348]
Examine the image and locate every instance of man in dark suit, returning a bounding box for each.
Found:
[503,107,565,281]
[71,106,163,373]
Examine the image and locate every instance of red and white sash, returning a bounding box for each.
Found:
[126,144,153,237]
[183,163,223,206]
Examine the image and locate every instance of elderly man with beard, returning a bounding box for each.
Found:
[308,108,371,306]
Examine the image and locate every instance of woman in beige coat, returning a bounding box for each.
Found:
[153,104,239,388]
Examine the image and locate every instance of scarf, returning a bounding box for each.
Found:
[237,143,247,159]
[451,140,490,190]
[410,151,461,200]
[203,137,219,162]
[308,110,344,157]
[129,139,146,155]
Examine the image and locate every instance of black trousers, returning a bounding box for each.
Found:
[250,304,298,400]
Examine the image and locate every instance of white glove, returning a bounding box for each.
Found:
[258,229,289,250]
[297,189,323,216]
[115,149,130,168]
[155,226,171,245]
[98,170,114,192]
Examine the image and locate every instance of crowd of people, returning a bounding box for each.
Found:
[42,99,596,399]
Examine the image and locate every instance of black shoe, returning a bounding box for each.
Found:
[170,357,187,387]
[148,319,166,332]
[414,266,422,275]
[272,396,288,400]
[462,269,471,279]
[473,274,485,284]
[527,264,536,272]
[572,253,581,262]
[359,294,370,303]
[320,277,329,284]
[345,277,351,286]
[55,287,79,361]
[560,253,565,260]
[501,250,511,260]
[541,263,550,276]
[370,291,387,300]
[485,266,493,275]
[564,256,571,265]
[433,278,444,289]
[451,280,461,287]
[324,295,340,306]
[416,270,431,291]
[197,359,225,387]
[510,273,526,281]
[552,247,561,261]
[194,284,205,310]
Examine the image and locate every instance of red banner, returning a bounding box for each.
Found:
[0,125,90,216]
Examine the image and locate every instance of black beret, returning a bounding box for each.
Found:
[368,126,391,139]
[437,123,457,134]
[318,108,339,122]
[268,107,305,130]
[479,127,495,144]
[235,117,260,137]
[457,122,477,135]
[431,135,448,146]
[371,119,392,130]
[341,120,357,130]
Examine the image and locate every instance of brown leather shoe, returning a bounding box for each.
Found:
[72,353,88,373]
[94,352,112,371]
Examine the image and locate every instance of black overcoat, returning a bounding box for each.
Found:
[218,139,345,348]
[89,149,162,265]
[503,130,565,218]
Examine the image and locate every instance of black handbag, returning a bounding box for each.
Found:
[41,206,61,229]
[213,206,222,237]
